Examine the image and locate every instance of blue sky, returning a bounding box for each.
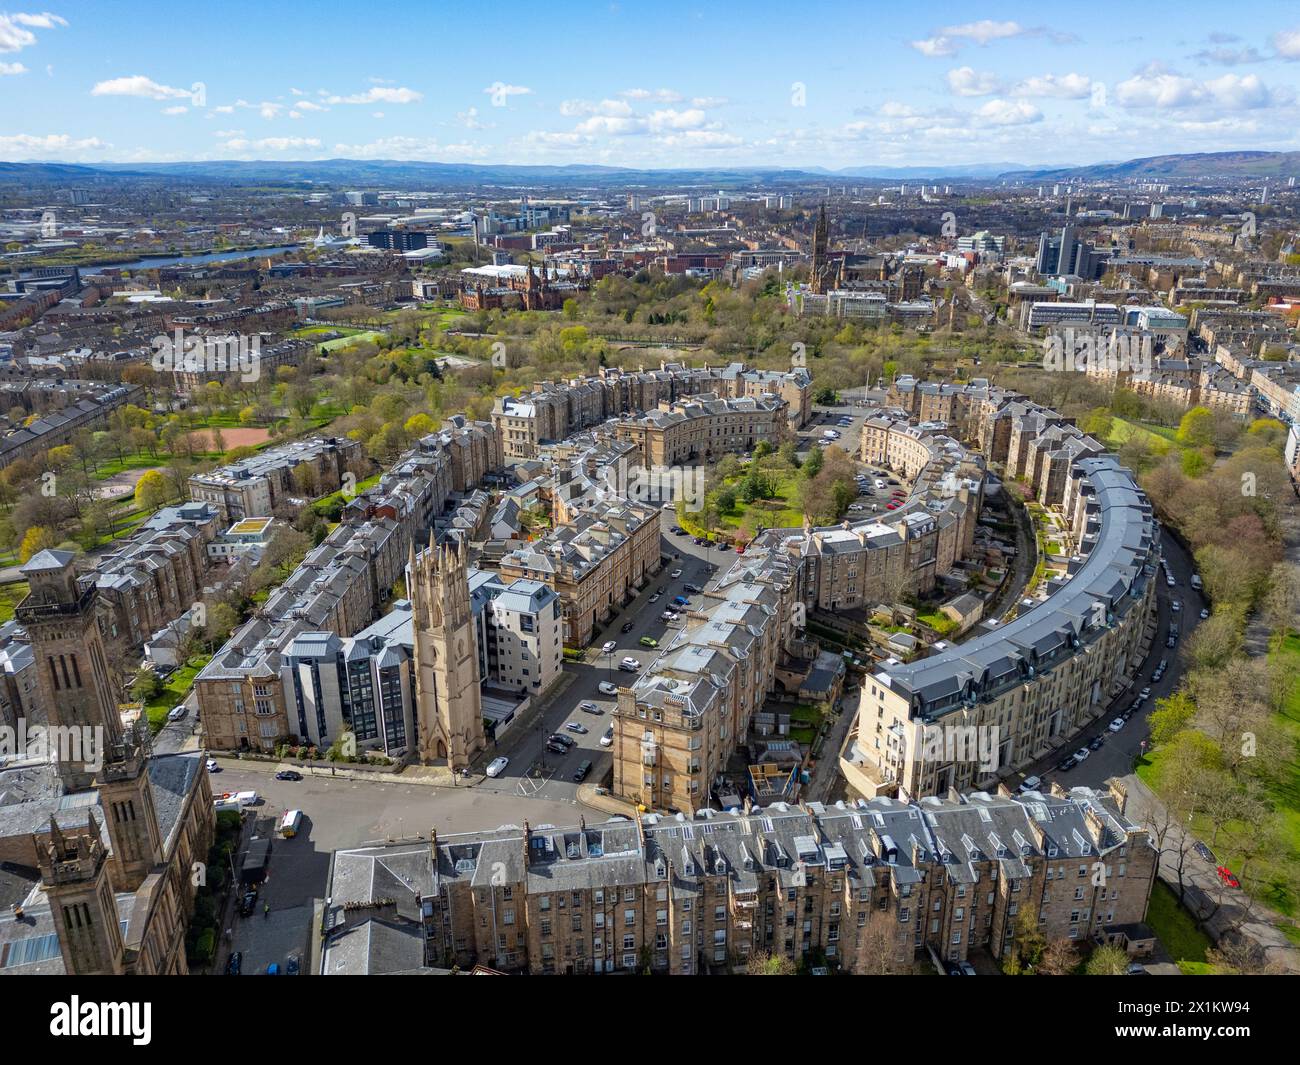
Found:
[3,1,1300,168]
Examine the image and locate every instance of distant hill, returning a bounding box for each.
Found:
[1000,151,1300,183]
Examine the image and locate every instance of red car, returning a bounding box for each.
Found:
[1216,866,1240,889]
[886,502,899,510]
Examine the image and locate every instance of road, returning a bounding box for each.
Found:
[1015,526,1205,792]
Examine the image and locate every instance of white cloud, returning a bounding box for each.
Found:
[946,67,1002,96]
[1272,27,1300,59]
[560,98,632,118]
[330,136,487,160]
[1011,73,1092,98]
[0,11,67,54]
[942,19,1025,45]
[91,75,192,100]
[1116,68,1274,109]
[482,82,531,100]
[0,61,26,75]
[0,132,105,157]
[911,37,957,57]
[619,87,683,102]
[457,106,485,129]
[913,20,1069,57]
[295,100,328,112]
[974,98,1042,125]
[323,86,421,105]
[221,136,321,152]
[646,108,708,131]
[161,105,188,115]
[691,96,729,108]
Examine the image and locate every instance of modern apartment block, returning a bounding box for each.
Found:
[468,571,564,697]
[323,784,1157,975]
[187,435,363,520]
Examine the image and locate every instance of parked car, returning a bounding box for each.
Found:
[1088,735,1105,751]
[579,701,602,715]
[1016,775,1042,794]
[485,757,509,778]
[620,621,635,633]
[671,569,683,578]
[848,504,865,512]
[206,758,219,773]
[1199,608,1210,619]
[226,951,243,976]
[620,656,640,668]
[274,770,302,781]
[684,583,703,593]
[565,721,588,734]
[598,681,619,695]
[648,594,660,604]
[958,961,977,976]
[167,704,188,722]
[673,595,690,606]
[1216,865,1240,889]
[600,727,613,748]
[660,611,679,622]
[601,641,617,654]
[238,890,258,917]
[1167,635,1177,648]
[550,733,575,748]
[546,741,568,755]
[1193,841,1216,864]
[572,759,593,782]
[1108,718,1125,732]
[1171,600,1181,613]
[1139,687,1151,700]
[1074,747,1091,762]
[286,955,300,976]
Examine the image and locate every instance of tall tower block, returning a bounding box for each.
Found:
[16,550,122,793]
[409,537,485,770]
[36,814,127,975]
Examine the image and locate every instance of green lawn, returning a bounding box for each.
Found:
[715,467,807,532]
[1104,418,1179,454]
[143,655,212,732]
[0,581,29,623]
[1146,881,1215,974]
[318,329,387,352]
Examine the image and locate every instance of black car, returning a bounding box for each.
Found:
[549,733,576,748]
[1088,736,1105,751]
[226,951,243,975]
[286,955,301,976]
[1056,757,1077,772]
[238,890,258,917]
[274,770,302,781]
[621,621,635,633]
[684,583,703,593]
[1193,841,1216,864]
[546,741,568,756]
[572,759,593,782]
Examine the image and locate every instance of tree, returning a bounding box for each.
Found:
[744,950,796,976]
[1175,407,1215,449]
[1037,938,1080,975]
[135,469,171,512]
[130,667,164,703]
[1084,944,1130,975]
[18,525,56,562]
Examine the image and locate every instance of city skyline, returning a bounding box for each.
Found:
[4,1,1300,168]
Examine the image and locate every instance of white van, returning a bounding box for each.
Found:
[235,791,260,807]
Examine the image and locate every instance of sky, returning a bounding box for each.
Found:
[2,1,1300,169]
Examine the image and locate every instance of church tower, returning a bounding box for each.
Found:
[36,813,127,975]
[810,204,830,294]
[409,537,485,769]
[16,550,122,793]
[95,721,164,891]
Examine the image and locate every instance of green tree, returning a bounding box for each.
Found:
[1084,944,1130,975]
[135,469,171,512]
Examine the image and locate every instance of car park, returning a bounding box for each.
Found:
[598,681,619,695]
[486,757,509,778]
[1108,718,1125,732]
